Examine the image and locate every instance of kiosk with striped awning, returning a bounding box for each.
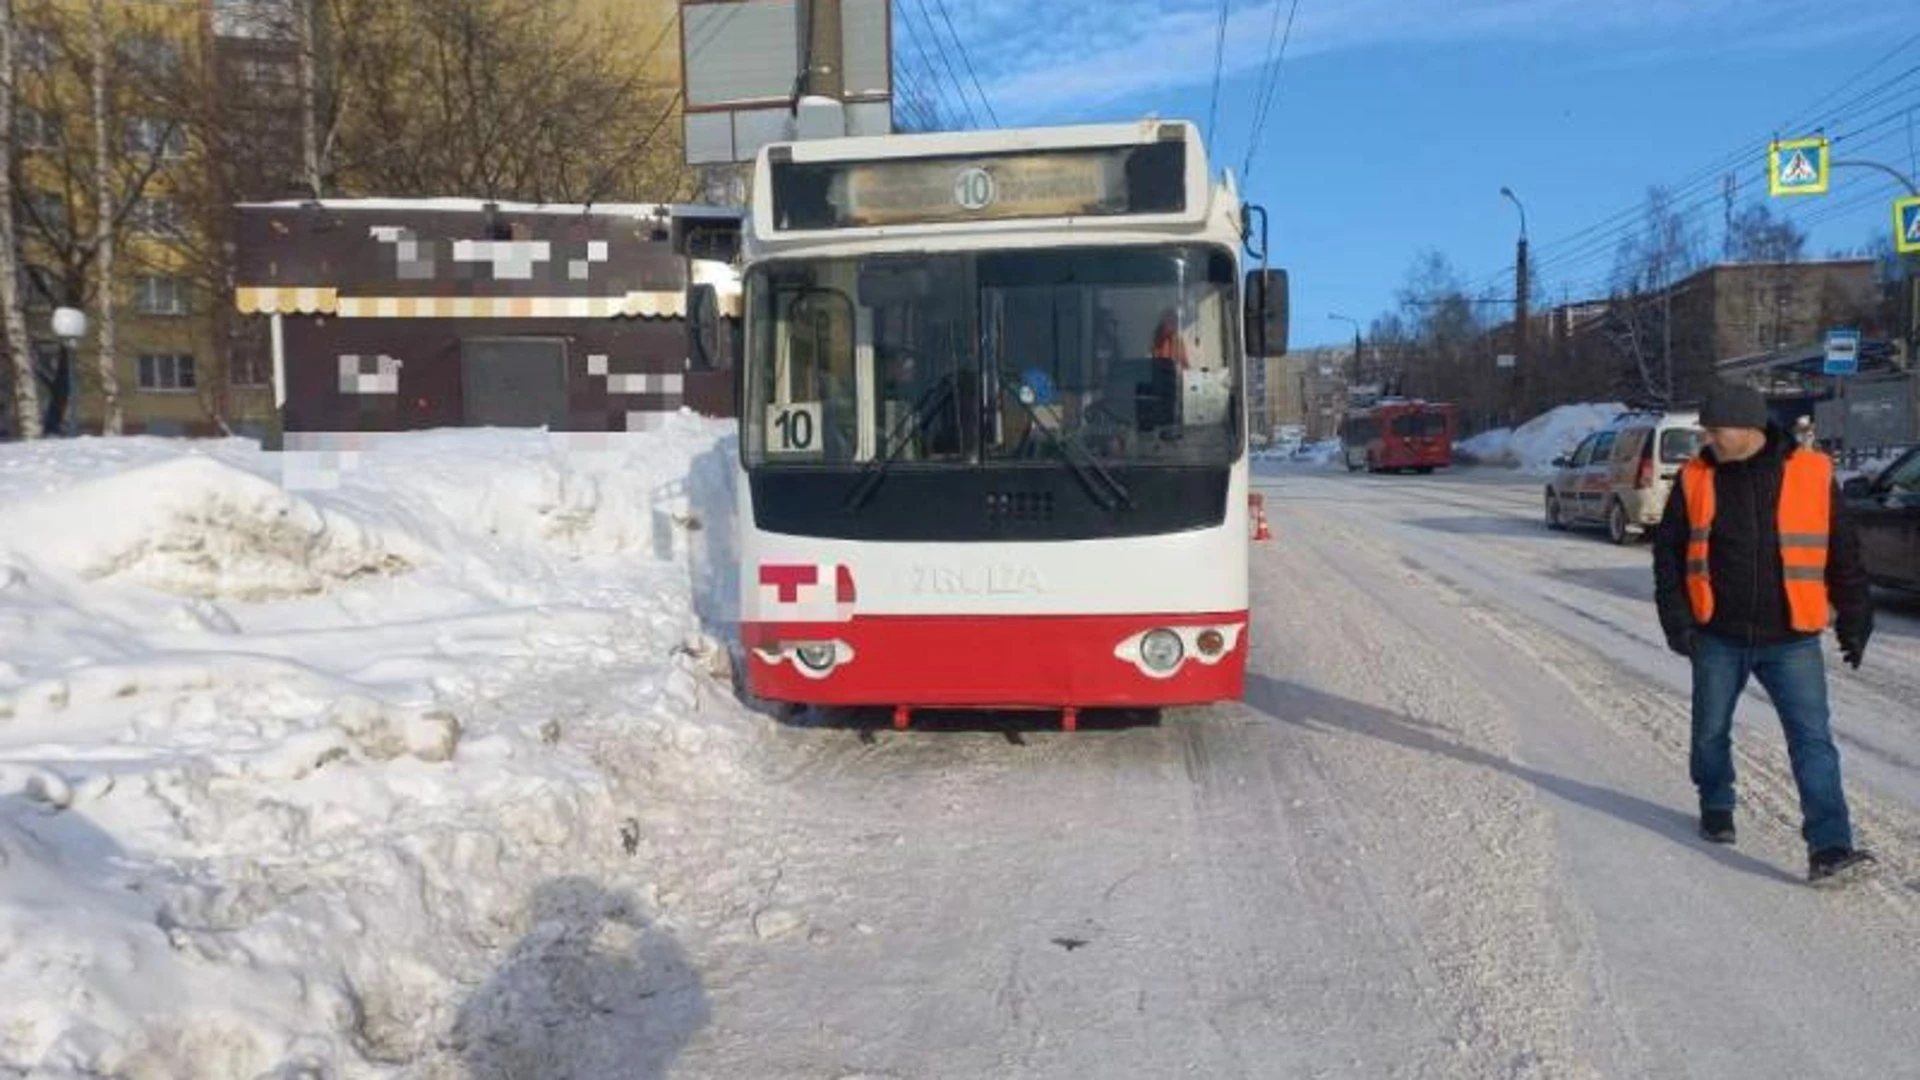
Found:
[232,198,744,446]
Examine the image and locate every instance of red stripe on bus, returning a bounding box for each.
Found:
[742,611,1249,709]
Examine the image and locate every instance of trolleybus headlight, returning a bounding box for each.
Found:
[794,642,835,671]
[1196,629,1226,657]
[1140,629,1184,672]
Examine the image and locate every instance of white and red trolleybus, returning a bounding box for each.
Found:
[731,119,1289,730]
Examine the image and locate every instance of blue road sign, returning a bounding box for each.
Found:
[1770,137,1829,197]
[1825,328,1860,376]
[1896,196,1920,256]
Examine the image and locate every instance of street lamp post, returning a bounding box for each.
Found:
[1329,312,1362,384]
[1500,186,1529,425]
[50,306,87,438]
[1328,312,1364,431]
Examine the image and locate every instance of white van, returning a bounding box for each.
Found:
[1545,408,1703,543]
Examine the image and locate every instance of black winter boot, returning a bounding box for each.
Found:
[1808,847,1877,885]
[1699,809,1735,844]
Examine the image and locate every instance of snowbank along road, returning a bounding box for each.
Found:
[4,432,1920,1079]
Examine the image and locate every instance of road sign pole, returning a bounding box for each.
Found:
[1832,159,1920,197]
[1837,370,1848,452]
[1897,195,1920,255]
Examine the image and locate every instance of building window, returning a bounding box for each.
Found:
[236,56,299,88]
[128,197,185,235]
[138,354,197,392]
[19,28,55,73]
[230,350,271,388]
[134,276,192,316]
[214,0,299,40]
[25,190,68,235]
[125,118,189,161]
[119,35,183,75]
[18,108,62,151]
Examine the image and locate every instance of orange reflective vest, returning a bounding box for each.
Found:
[1680,449,1833,632]
[1152,315,1189,368]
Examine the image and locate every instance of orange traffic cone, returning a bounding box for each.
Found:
[1251,493,1273,542]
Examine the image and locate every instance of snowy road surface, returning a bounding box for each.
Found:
[650,465,1920,1080]
[6,435,1920,1079]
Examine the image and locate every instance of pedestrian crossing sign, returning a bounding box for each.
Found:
[1769,137,1829,197]
[1896,196,1920,256]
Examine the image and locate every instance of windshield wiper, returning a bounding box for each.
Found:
[843,377,955,510]
[997,369,1131,511]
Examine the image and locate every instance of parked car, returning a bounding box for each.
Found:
[1842,445,1920,593]
[1545,408,1703,544]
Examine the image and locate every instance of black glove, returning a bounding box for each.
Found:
[1838,621,1871,669]
[1665,629,1693,658]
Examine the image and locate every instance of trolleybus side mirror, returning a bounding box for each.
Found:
[1245,268,1289,358]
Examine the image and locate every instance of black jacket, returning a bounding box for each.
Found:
[1653,425,1873,647]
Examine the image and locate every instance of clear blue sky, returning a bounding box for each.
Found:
[901,0,1917,348]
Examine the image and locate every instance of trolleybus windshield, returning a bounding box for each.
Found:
[743,244,1242,481]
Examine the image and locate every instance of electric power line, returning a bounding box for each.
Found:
[1541,94,1920,295]
[1465,37,1920,300]
[1473,86,1920,301]
[928,0,998,127]
[1205,0,1231,145]
[1240,0,1302,182]
[895,7,968,130]
[1564,163,1910,297]
[905,0,981,129]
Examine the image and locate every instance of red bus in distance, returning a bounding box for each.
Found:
[1340,400,1457,474]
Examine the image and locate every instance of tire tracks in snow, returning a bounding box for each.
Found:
[1247,509,1629,1080]
[1262,469,1920,1076]
[1293,475,1920,925]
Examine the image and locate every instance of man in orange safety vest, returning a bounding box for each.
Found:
[1652,382,1876,886]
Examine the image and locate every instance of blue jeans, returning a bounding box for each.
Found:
[1691,632,1853,852]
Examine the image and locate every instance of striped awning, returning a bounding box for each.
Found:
[236,286,339,314]
[336,295,633,319]
[235,287,741,319]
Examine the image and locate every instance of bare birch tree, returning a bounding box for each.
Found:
[88,0,117,433]
[1606,187,1705,407]
[1,0,41,438]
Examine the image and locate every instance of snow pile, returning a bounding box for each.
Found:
[276,425,733,564]
[1459,403,1626,473]
[1,456,421,600]
[1296,438,1346,466]
[1455,426,1512,463]
[0,413,772,1079]
[1249,438,1344,470]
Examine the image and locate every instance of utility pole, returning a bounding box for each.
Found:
[1502,186,1529,423]
[1722,172,1737,258]
[1662,288,1673,403]
[798,0,844,100]
[1515,234,1529,369]
[297,0,322,198]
